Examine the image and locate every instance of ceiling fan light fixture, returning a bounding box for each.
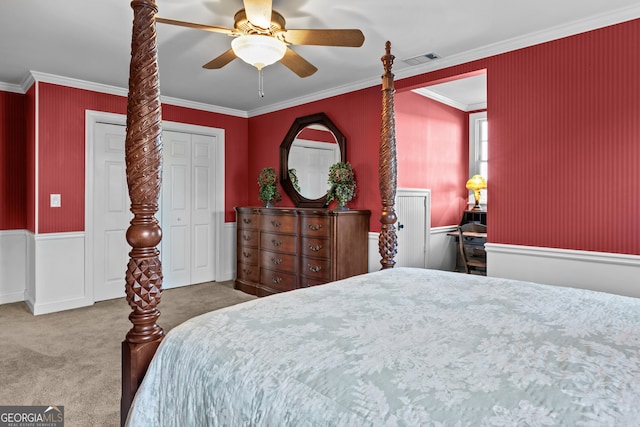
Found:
[232,35,287,70]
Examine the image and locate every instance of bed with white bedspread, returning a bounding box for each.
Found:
[126,267,640,426]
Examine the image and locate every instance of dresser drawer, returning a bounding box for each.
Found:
[260,232,297,254]
[238,229,258,247]
[299,276,329,288]
[301,256,331,280]
[301,236,330,258]
[237,246,258,265]
[237,262,259,283]
[260,212,297,234]
[301,216,330,238]
[261,250,297,272]
[237,211,258,230]
[260,268,297,292]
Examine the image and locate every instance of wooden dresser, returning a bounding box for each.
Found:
[235,207,371,296]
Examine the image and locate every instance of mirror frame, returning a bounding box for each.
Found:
[280,112,346,208]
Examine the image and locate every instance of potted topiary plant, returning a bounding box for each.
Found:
[327,161,356,210]
[258,167,281,207]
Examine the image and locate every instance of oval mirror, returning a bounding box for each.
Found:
[280,113,346,208]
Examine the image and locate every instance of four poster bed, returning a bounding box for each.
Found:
[121,2,640,425]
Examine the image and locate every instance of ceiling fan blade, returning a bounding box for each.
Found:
[156,17,234,35]
[280,48,318,78]
[202,49,237,69]
[281,29,365,47]
[243,0,273,30]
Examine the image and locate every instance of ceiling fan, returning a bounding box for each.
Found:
[156,0,365,78]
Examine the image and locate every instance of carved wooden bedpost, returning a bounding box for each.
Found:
[121,0,163,425]
[378,41,398,269]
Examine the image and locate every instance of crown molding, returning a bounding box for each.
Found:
[0,81,23,93]
[23,71,247,118]
[246,77,379,117]
[412,87,488,112]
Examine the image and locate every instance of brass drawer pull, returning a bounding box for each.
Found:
[308,244,323,252]
[242,235,251,241]
[308,264,322,273]
[271,239,282,247]
[272,276,282,284]
[242,267,252,275]
[271,220,282,228]
[242,251,252,258]
[242,218,252,224]
[271,257,283,265]
[308,223,323,231]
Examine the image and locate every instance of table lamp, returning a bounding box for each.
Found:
[466,174,487,210]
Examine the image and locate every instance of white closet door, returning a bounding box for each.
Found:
[395,189,431,268]
[161,131,217,288]
[162,131,192,288]
[189,133,216,284]
[93,123,132,301]
[92,122,219,300]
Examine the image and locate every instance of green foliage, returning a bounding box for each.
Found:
[288,168,301,192]
[326,162,356,206]
[258,167,281,204]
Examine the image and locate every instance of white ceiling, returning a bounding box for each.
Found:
[414,74,487,112]
[1,1,639,116]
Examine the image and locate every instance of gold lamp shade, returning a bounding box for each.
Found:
[466,174,487,210]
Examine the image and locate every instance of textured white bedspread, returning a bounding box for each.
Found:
[126,267,640,426]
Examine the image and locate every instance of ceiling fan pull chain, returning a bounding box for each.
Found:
[258,68,265,98]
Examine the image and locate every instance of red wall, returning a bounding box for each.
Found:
[249,18,640,254]
[26,86,36,232]
[34,83,248,233]
[247,88,383,229]
[393,18,640,254]
[395,90,469,227]
[0,91,26,230]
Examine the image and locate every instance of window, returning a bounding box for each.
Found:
[469,111,488,205]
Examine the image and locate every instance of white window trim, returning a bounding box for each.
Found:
[468,111,488,206]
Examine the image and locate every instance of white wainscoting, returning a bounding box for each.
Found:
[0,230,27,304]
[220,221,237,282]
[25,232,90,315]
[487,243,640,299]
[8,225,640,314]
[427,226,458,271]
[368,227,458,273]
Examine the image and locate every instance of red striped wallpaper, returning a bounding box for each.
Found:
[26,86,36,233]
[34,83,249,232]
[37,83,127,233]
[394,90,469,227]
[0,91,26,230]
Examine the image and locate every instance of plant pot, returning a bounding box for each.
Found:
[335,201,349,211]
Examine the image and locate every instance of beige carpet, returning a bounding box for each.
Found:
[0,281,256,426]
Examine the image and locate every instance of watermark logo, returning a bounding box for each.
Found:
[0,406,64,427]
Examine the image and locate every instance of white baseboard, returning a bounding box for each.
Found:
[486,243,640,298]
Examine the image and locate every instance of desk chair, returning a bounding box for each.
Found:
[457,222,487,275]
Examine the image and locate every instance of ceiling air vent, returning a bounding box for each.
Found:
[403,52,441,66]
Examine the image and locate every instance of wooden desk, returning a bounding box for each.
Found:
[450,209,487,273]
[461,209,486,225]
[447,230,487,239]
